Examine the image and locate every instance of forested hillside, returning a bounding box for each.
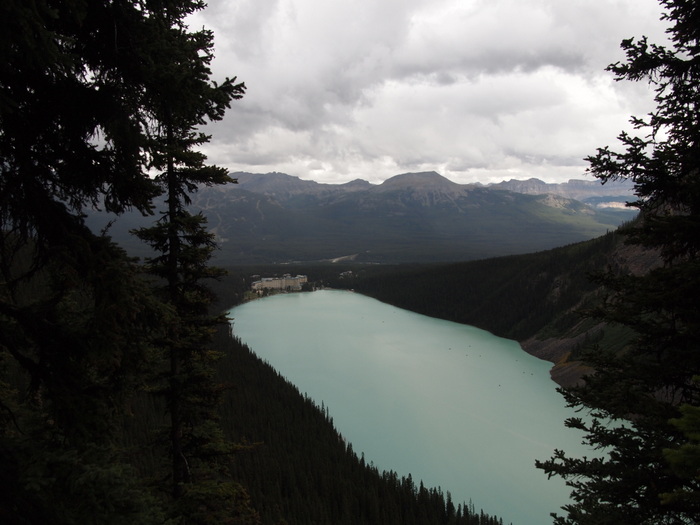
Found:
[211,327,507,525]
[329,223,658,386]
[330,233,621,341]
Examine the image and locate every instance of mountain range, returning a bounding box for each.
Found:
[91,171,636,264]
[487,176,635,208]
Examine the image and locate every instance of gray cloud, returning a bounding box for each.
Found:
[192,0,669,184]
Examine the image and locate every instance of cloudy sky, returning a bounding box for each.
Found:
[188,0,670,185]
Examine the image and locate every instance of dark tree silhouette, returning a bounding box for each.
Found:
[537,2,700,523]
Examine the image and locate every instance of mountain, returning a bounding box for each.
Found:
[374,171,465,192]
[488,177,635,209]
[90,171,637,264]
[200,171,635,263]
[232,171,372,198]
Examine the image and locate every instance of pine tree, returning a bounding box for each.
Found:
[1,2,170,522]
[536,1,700,523]
[129,1,251,518]
[1,1,254,523]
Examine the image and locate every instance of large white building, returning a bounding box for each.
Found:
[251,274,308,292]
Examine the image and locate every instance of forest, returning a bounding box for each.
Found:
[324,232,623,343]
[2,0,700,524]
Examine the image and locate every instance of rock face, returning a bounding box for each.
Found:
[520,241,660,389]
[520,336,594,388]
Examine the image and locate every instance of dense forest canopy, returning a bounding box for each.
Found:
[0,1,260,523]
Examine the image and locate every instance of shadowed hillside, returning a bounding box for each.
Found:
[327,223,658,386]
[207,328,509,525]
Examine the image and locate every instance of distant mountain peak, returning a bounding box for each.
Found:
[508,177,545,184]
[231,171,321,196]
[490,177,634,200]
[340,179,373,189]
[378,171,463,191]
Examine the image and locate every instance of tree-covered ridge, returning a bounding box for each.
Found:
[211,327,508,525]
[326,228,652,387]
[331,232,621,342]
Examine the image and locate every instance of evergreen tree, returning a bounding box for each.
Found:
[1,1,254,523]
[536,1,700,523]
[1,2,167,522]
[130,1,250,518]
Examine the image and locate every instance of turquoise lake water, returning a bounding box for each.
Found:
[228,290,589,525]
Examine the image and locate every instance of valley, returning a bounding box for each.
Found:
[89,171,636,265]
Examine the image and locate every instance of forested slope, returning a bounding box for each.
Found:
[330,225,658,386]
[208,327,507,525]
[116,316,509,525]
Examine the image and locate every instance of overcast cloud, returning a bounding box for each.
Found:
[188,0,670,185]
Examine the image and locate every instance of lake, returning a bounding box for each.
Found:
[228,290,589,525]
